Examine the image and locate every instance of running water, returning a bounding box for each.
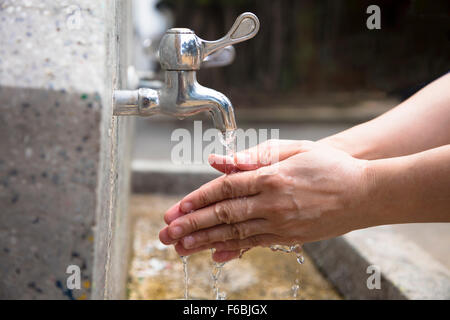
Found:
[180,128,305,299]
[270,244,304,299]
[211,253,227,300]
[180,255,189,299]
[209,129,238,300]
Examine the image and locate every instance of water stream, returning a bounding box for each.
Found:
[179,129,305,299]
[180,255,189,299]
[209,129,238,300]
[270,244,304,299]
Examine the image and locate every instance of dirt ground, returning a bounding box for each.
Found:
[127,194,341,300]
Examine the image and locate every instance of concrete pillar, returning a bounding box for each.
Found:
[0,0,133,299]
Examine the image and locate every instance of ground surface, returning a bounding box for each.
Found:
[128,194,342,300]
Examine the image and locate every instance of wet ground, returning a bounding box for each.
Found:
[127,194,342,300]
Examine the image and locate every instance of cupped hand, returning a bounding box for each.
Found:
[159,140,371,262]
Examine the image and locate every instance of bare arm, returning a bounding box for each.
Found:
[320,73,450,160]
[365,144,450,226]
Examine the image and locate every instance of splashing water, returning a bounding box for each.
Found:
[269,244,304,264]
[270,244,304,299]
[218,130,237,165]
[211,250,227,300]
[180,255,189,300]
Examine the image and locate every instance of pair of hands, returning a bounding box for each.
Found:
[159,139,372,262]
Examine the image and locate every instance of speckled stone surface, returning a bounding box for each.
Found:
[0,0,132,299]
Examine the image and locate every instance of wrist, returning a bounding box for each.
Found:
[345,158,384,230]
[362,156,413,227]
[318,135,367,159]
[318,127,380,160]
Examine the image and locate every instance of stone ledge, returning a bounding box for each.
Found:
[132,160,220,195]
[305,227,450,300]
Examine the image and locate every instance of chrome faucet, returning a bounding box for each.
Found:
[113,12,260,133]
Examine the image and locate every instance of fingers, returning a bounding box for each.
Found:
[213,234,283,251]
[179,171,262,214]
[212,250,241,263]
[208,139,315,174]
[208,155,238,174]
[174,242,213,256]
[164,201,183,224]
[168,196,262,240]
[174,242,241,263]
[159,226,176,245]
[179,219,270,250]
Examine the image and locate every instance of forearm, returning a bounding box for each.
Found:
[319,73,450,160]
[362,145,450,228]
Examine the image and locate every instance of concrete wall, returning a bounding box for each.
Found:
[0,0,133,299]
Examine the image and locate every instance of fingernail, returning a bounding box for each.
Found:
[183,236,195,249]
[180,201,193,213]
[170,226,183,238]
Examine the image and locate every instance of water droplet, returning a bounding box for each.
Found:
[292,284,300,299]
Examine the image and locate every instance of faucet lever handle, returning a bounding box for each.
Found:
[202,45,236,68]
[201,12,260,59]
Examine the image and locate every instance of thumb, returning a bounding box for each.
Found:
[208,139,315,174]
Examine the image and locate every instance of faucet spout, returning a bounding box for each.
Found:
[203,90,236,133]
[113,71,236,133]
[165,71,236,133]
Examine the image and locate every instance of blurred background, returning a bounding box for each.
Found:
[160,0,449,104]
[134,0,450,161]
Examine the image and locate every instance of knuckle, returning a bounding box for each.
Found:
[200,230,211,244]
[197,189,210,207]
[230,223,247,240]
[187,216,199,232]
[221,176,234,198]
[214,202,233,224]
[239,197,251,216]
[245,172,259,194]
[261,173,282,189]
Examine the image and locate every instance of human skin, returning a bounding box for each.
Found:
[159,73,450,262]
